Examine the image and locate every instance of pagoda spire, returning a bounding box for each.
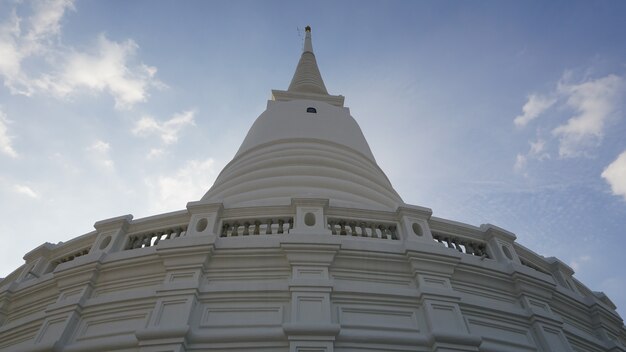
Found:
[287,26,329,95]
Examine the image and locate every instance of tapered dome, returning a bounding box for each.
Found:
[201,28,403,211]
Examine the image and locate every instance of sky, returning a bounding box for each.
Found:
[1,0,625,318]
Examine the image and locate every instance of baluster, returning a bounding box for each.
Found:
[243,222,250,236]
[141,234,151,248]
[278,219,285,234]
[371,223,378,238]
[254,221,261,235]
[359,222,368,237]
[231,222,239,237]
[266,219,273,234]
[288,218,294,231]
[329,220,337,235]
[337,221,346,235]
[349,222,357,236]
[377,225,386,239]
[389,225,398,240]
[454,239,463,252]
[154,232,162,245]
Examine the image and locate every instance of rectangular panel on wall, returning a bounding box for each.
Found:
[201,306,283,327]
[338,305,419,331]
[75,312,149,340]
[467,317,536,350]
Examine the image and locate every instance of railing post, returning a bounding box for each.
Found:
[185,201,223,237]
[93,214,134,254]
[397,205,433,243]
[481,224,519,264]
[290,198,332,235]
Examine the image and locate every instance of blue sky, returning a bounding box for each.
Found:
[1,0,625,317]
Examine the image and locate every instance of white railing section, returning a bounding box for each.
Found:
[48,247,91,272]
[220,217,294,237]
[327,218,398,240]
[519,258,551,276]
[431,232,489,258]
[125,225,188,250]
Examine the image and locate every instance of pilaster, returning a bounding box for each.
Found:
[281,239,340,352]
[29,255,103,351]
[406,249,480,351]
[514,271,574,352]
[135,235,215,352]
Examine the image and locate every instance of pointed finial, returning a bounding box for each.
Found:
[303,25,313,53]
[287,25,328,94]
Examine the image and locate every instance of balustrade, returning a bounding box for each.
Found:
[220,217,294,237]
[327,218,398,240]
[519,258,550,275]
[125,226,188,250]
[47,247,91,272]
[431,232,489,258]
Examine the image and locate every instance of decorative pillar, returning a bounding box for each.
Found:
[406,246,481,352]
[513,272,574,352]
[30,257,102,351]
[290,198,332,236]
[482,224,519,265]
[397,205,434,243]
[281,238,340,352]
[185,202,223,237]
[135,234,216,352]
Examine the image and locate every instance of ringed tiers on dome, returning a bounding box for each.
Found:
[0,27,625,352]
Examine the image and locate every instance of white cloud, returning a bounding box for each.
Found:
[0,1,161,109]
[513,138,549,172]
[601,150,626,201]
[27,0,75,43]
[552,74,624,158]
[88,139,110,153]
[87,139,114,170]
[147,148,164,160]
[54,35,160,109]
[146,158,217,212]
[514,94,556,128]
[13,184,38,199]
[0,109,18,158]
[133,110,196,144]
[0,0,75,95]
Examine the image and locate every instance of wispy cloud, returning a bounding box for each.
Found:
[132,110,196,144]
[513,138,549,172]
[145,158,216,212]
[552,74,624,157]
[514,94,556,128]
[513,72,624,168]
[147,148,165,160]
[601,150,626,201]
[0,109,18,158]
[13,184,38,199]
[0,0,75,95]
[87,139,114,170]
[0,1,160,109]
[51,35,160,109]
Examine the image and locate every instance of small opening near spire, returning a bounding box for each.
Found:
[305,25,311,32]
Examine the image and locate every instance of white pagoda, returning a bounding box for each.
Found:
[0,26,624,352]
